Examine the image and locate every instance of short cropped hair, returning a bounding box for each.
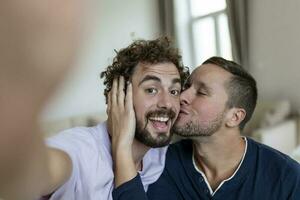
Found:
[203,56,258,130]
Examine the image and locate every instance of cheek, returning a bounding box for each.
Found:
[194,101,223,121]
[132,92,152,119]
[172,98,180,116]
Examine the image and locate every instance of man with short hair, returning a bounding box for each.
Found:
[40,37,189,200]
[112,57,300,200]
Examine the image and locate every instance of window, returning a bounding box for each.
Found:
[190,0,232,66]
[174,0,232,68]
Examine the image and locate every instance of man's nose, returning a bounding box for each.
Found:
[157,93,173,109]
[180,89,191,106]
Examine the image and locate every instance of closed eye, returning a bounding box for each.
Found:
[196,91,206,96]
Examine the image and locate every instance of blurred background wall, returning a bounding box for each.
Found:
[39,0,300,159]
[42,0,162,121]
[249,0,300,113]
[41,0,300,131]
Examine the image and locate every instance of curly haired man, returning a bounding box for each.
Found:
[40,37,189,200]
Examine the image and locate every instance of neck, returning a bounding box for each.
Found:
[107,126,151,171]
[132,139,151,170]
[192,130,245,188]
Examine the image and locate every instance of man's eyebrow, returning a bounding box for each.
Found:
[172,78,181,85]
[196,81,211,92]
[138,75,161,86]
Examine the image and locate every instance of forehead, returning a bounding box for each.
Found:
[189,64,232,86]
[132,62,180,83]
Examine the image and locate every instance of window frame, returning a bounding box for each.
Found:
[187,0,230,66]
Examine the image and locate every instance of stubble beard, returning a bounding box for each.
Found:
[172,112,224,138]
[134,119,172,148]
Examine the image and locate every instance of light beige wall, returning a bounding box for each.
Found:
[42,0,162,121]
[248,0,300,113]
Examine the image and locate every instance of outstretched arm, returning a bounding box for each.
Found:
[0,0,83,199]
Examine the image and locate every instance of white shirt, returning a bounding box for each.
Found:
[45,122,167,200]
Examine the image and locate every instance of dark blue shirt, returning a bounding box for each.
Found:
[113,137,300,200]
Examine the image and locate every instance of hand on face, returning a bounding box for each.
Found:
[108,76,139,187]
[107,76,136,155]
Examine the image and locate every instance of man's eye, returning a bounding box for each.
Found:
[197,91,206,96]
[145,88,157,94]
[170,89,180,96]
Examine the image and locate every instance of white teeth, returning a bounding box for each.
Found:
[149,116,169,122]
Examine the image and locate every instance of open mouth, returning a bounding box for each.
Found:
[145,109,176,133]
[148,116,170,132]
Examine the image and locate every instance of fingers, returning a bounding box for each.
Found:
[111,77,118,107]
[111,76,126,111]
[125,81,133,111]
[118,76,125,106]
[106,90,111,115]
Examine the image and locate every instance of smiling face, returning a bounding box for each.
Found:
[131,62,181,147]
[173,64,232,137]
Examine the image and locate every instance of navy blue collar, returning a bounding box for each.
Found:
[178,137,257,191]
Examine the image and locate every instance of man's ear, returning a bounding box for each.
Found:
[225,108,246,128]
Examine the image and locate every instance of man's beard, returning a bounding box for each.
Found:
[134,109,176,148]
[172,112,224,137]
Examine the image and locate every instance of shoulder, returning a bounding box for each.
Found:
[168,139,192,156]
[164,139,193,168]
[44,122,114,199]
[248,137,297,163]
[248,137,300,177]
[46,122,108,151]
[45,122,112,167]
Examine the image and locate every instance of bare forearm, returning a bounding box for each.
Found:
[113,147,137,187]
[0,110,71,199]
[0,0,83,198]
[0,118,49,200]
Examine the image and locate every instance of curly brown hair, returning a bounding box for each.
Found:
[100,37,189,103]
